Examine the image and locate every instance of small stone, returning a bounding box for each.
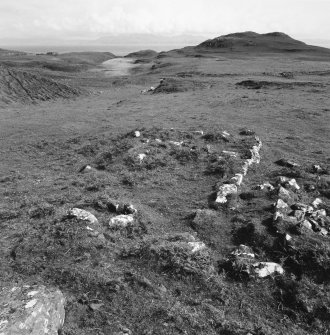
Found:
[239,129,255,136]
[301,220,313,231]
[222,151,238,158]
[242,161,250,175]
[25,299,38,309]
[313,164,322,173]
[278,186,293,202]
[312,198,323,208]
[275,199,288,211]
[67,208,98,225]
[252,262,284,278]
[319,228,328,236]
[275,158,300,168]
[134,131,141,137]
[254,182,274,191]
[116,203,137,215]
[109,214,134,228]
[231,245,255,258]
[188,241,206,253]
[293,210,305,221]
[216,184,238,203]
[78,164,94,173]
[250,145,261,164]
[286,179,300,191]
[292,203,308,211]
[138,153,146,163]
[285,234,292,241]
[231,173,243,186]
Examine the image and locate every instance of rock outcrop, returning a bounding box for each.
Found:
[0,285,65,335]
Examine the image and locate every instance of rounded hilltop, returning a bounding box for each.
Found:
[194,31,330,54]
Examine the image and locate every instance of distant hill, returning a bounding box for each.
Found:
[0,65,81,104]
[196,31,330,54]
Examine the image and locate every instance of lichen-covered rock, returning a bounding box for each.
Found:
[109,214,134,228]
[312,198,323,208]
[67,208,98,224]
[216,184,238,203]
[0,285,65,335]
[278,186,293,202]
[252,262,284,278]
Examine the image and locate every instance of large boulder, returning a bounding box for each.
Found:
[0,285,65,335]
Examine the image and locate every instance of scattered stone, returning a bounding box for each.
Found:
[67,208,98,224]
[249,144,261,164]
[231,173,243,186]
[116,203,137,215]
[313,164,323,173]
[291,203,308,211]
[109,214,134,229]
[285,233,292,241]
[301,220,313,231]
[138,153,146,163]
[222,151,238,158]
[216,184,238,203]
[275,199,289,210]
[242,161,250,175]
[188,241,207,253]
[141,87,155,94]
[319,228,328,236]
[312,198,323,208]
[0,285,65,335]
[275,158,300,168]
[278,186,293,202]
[239,129,255,136]
[78,164,94,173]
[288,179,300,191]
[252,262,284,278]
[231,245,255,258]
[293,210,305,221]
[254,182,274,191]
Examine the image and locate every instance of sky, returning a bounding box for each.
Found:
[1,0,330,46]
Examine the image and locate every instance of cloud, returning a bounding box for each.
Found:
[0,0,330,41]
